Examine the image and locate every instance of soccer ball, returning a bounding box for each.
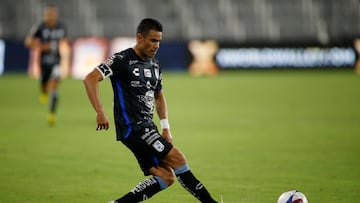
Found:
[277,190,308,203]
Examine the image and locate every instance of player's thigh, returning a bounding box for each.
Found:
[121,124,173,175]
[40,65,52,86]
[162,147,187,169]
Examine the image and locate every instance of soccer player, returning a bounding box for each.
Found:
[83,18,218,203]
[25,4,68,125]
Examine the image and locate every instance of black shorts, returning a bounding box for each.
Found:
[40,64,60,85]
[121,123,173,176]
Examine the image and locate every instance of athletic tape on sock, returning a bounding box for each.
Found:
[174,164,190,175]
[154,176,168,190]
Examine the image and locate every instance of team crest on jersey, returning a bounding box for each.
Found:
[144,69,152,78]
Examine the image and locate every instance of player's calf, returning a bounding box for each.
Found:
[175,164,218,203]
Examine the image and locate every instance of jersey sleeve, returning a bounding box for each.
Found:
[28,23,41,38]
[95,53,125,80]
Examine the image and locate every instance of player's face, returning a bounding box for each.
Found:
[139,30,162,58]
[44,7,58,27]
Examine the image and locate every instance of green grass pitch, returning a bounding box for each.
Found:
[0,70,359,203]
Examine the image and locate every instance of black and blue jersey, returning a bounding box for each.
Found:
[96,48,163,140]
[31,22,66,65]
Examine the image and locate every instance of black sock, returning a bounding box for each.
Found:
[49,91,58,113]
[176,170,217,203]
[115,177,163,203]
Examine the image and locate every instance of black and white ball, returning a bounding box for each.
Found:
[277,190,308,203]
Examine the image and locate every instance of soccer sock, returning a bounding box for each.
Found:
[115,176,167,203]
[175,164,218,203]
[49,91,58,113]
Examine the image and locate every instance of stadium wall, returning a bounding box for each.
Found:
[0,38,357,77]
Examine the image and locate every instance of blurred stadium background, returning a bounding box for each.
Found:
[1,0,360,42]
[1,1,360,203]
[0,0,360,75]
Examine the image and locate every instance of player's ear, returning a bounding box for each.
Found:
[136,33,144,42]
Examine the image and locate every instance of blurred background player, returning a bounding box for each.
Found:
[25,4,68,125]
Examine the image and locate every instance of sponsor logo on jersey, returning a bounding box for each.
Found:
[98,64,112,77]
[42,29,65,40]
[133,68,140,76]
[152,140,165,152]
[137,90,155,111]
[137,91,154,104]
[131,81,143,87]
[129,60,138,65]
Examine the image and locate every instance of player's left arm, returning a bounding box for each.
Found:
[24,24,51,51]
[59,24,70,52]
[59,37,70,51]
[24,25,40,49]
[155,90,173,142]
[24,31,52,52]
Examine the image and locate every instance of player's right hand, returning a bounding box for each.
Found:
[162,129,173,143]
[96,111,109,131]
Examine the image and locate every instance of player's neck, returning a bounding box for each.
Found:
[45,21,57,28]
[132,46,146,61]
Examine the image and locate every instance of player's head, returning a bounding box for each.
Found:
[135,18,163,59]
[137,18,163,36]
[43,4,59,27]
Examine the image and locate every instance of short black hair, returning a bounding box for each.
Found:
[44,3,58,9]
[137,18,163,35]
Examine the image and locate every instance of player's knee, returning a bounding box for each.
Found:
[150,165,175,186]
[156,170,175,187]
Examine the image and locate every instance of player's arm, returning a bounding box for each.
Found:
[24,25,54,51]
[59,37,70,50]
[25,34,53,51]
[59,24,70,53]
[155,90,172,142]
[83,69,109,131]
[24,24,42,49]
